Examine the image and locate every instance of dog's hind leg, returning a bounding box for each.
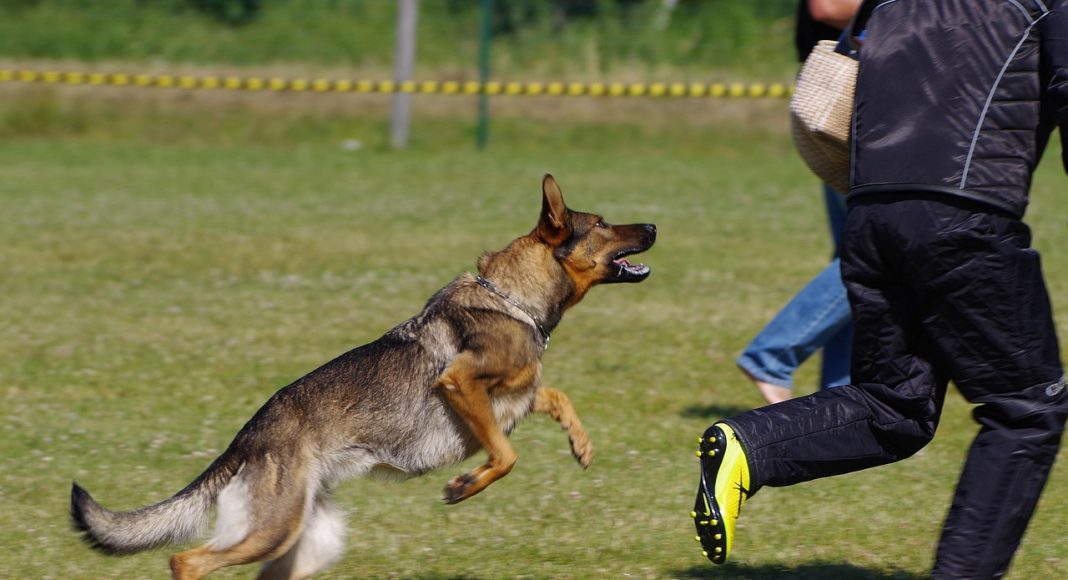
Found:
[258,492,346,580]
[168,462,311,580]
[534,387,593,468]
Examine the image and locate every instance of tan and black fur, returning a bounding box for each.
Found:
[70,174,656,579]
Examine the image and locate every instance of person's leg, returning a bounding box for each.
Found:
[695,199,948,564]
[728,276,947,489]
[732,200,921,486]
[700,320,946,561]
[933,378,1067,579]
[899,209,1068,579]
[736,258,852,401]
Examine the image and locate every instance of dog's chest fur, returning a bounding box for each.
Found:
[342,276,546,479]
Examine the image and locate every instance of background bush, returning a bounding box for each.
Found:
[0,0,797,79]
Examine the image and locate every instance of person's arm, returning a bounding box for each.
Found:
[807,0,863,29]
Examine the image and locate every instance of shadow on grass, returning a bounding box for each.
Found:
[679,403,756,420]
[672,561,926,579]
[415,564,927,579]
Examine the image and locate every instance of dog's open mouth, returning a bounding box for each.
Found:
[602,223,655,284]
[609,253,651,283]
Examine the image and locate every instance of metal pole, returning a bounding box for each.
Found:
[390,0,418,150]
[476,0,493,150]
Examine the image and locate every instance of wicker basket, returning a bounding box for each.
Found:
[789,40,857,193]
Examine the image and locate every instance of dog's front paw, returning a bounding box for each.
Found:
[443,473,477,504]
[571,435,593,469]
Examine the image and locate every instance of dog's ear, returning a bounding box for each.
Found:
[537,174,571,245]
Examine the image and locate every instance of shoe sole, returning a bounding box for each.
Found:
[692,430,729,564]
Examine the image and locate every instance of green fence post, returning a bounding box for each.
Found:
[476,0,492,150]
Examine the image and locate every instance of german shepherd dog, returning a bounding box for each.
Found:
[70,175,656,579]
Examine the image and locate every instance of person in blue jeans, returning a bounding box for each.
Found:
[736,0,861,405]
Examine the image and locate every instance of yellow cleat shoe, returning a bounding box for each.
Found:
[693,423,751,564]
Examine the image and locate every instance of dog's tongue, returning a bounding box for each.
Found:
[613,258,647,273]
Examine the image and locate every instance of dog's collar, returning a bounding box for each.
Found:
[475,275,550,350]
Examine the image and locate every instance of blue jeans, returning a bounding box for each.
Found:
[736,185,852,391]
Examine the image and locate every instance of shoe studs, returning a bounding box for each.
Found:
[695,434,718,455]
[695,429,728,564]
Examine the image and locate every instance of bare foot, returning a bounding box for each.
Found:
[740,368,792,404]
[754,380,792,404]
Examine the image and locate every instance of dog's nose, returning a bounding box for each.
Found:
[643,224,657,240]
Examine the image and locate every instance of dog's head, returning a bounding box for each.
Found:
[535,174,656,301]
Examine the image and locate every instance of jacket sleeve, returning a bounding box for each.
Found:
[1042,2,1068,173]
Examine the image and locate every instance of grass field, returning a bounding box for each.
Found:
[1,86,1066,579]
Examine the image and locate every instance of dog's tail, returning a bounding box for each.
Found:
[70,453,240,555]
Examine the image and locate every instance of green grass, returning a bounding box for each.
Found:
[1,93,1066,579]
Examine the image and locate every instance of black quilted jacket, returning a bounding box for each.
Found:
[849,0,1068,218]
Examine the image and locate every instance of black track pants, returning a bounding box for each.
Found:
[724,197,1068,579]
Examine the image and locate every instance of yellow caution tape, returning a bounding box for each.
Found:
[0,69,793,98]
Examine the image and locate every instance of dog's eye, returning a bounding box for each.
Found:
[595,219,608,228]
